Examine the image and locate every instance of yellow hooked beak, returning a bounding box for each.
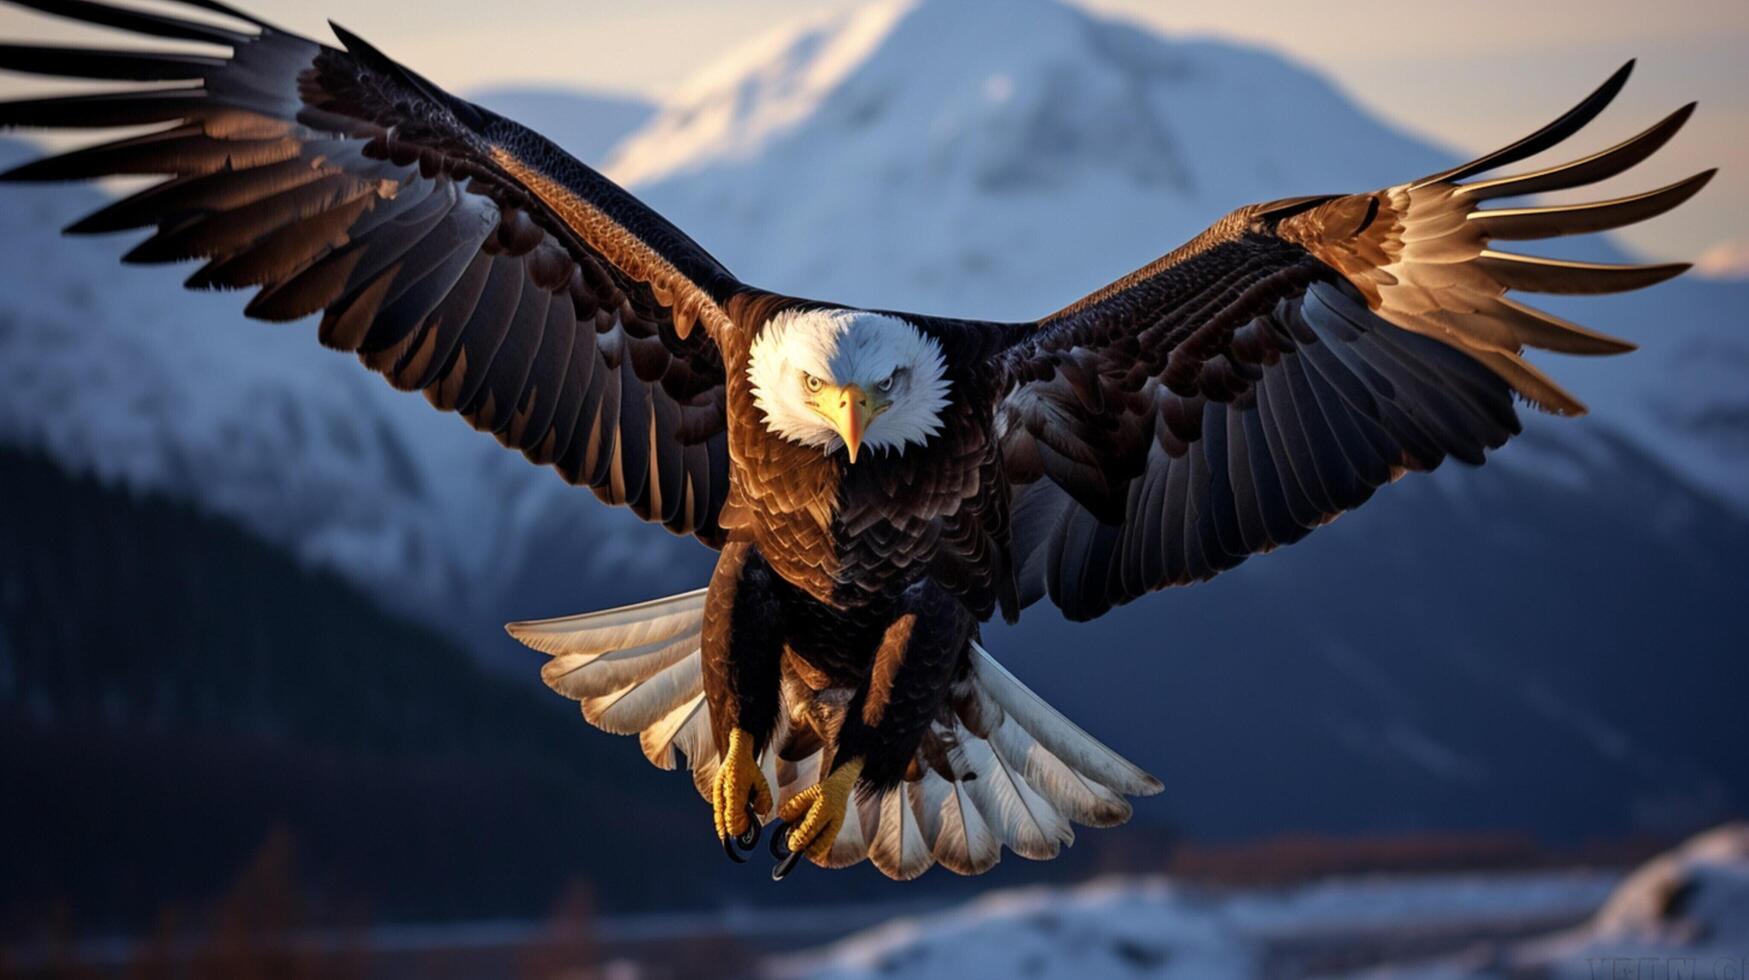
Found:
[815,383,887,464]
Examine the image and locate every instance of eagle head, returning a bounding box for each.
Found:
[747,308,952,463]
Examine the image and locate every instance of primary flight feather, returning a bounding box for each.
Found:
[0,0,1712,880]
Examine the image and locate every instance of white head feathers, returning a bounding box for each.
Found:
[748,308,952,459]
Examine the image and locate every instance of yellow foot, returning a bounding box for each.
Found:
[774,757,865,875]
[713,728,772,861]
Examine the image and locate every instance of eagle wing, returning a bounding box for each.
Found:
[0,0,739,543]
[993,62,1711,620]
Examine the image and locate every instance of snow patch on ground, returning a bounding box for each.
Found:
[773,871,1619,980]
[1490,824,1749,979]
[779,826,1749,980]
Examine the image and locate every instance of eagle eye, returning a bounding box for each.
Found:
[803,372,824,393]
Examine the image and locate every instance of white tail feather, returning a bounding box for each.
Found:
[823,792,869,869]
[759,727,782,804]
[581,650,704,735]
[956,732,1072,860]
[540,631,699,700]
[972,642,1164,797]
[511,593,1161,880]
[639,691,707,769]
[864,782,934,880]
[506,588,707,656]
[776,751,824,812]
[990,714,1132,828]
[915,768,1002,875]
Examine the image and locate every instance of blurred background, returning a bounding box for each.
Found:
[1,0,1746,976]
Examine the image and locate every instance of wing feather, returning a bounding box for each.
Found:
[0,0,742,544]
[996,63,1706,620]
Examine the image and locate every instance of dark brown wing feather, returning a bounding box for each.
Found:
[995,62,1710,620]
[0,0,741,543]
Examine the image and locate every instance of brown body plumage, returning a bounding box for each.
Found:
[0,2,1711,879]
[701,297,1018,806]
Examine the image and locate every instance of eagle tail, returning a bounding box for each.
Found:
[507,595,1163,880]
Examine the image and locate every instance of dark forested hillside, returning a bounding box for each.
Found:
[0,447,723,933]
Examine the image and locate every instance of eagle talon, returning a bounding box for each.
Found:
[768,817,803,880]
[722,834,748,863]
[720,803,763,862]
[713,728,773,864]
[770,757,865,876]
[772,847,804,881]
[736,802,762,850]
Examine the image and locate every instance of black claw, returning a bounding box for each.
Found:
[769,819,805,881]
[772,849,804,881]
[721,803,762,864]
[736,802,762,850]
[721,833,747,863]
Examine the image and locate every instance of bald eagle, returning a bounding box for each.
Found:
[0,0,1712,880]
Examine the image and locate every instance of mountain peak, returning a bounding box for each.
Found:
[607,0,1160,189]
[608,0,1445,319]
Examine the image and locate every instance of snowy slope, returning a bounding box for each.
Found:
[774,869,1619,980]
[778,825,1749,980]
[1499,824,1749,979]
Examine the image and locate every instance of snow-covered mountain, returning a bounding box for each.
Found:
[609,0,1450,316]
[2,0,1745,844]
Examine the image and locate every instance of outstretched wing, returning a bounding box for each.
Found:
[995,62,1710,621]
[0,0,740,542]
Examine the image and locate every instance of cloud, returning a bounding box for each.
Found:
[1695,239,1749,280]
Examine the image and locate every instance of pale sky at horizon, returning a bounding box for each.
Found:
[1,0,1744,266]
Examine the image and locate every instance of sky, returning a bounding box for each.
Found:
[1,0,1743,267]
